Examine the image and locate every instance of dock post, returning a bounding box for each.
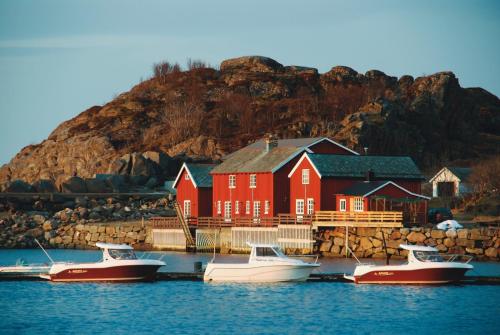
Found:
[345,225,349,258]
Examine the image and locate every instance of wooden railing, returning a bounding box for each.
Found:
[312,211,403,227]
[149,214,312,228]
[149,211,403,228]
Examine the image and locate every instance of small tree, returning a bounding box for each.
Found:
[153,61,181,84]
[469,156,500,195]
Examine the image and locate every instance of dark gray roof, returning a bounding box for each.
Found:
[185,164,216,187]
[245,137,324,150]
[340,181,389,195]
[212,146,302,173]
[448,167,472,182]
[307,154,424,180]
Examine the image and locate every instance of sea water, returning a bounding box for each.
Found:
[0,249,498,335]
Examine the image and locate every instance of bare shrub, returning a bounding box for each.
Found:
[186,58,210,70]
[162,99,204,144]
[153,61,182,84]
[469,156,500,195]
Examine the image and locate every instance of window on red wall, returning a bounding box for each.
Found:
[235,201,240,214]
[217,201,221,214]
[264,200,270,214]
[245,201,250,214]
[353,197,364,212]
[229,175,236,188]
[339,199,346,212]
[250,174,256,188]
[302,169,309,185]
[307,198,314,215]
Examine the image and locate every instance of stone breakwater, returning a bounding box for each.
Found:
[316,227,499,260]
[0,217,151,250]
[0,196,172,250]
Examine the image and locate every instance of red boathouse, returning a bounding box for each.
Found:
[288,153,429,222]
[210,137,358,220]
[173,163,215,218]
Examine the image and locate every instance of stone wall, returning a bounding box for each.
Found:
[317,227,499,260]
[44,221,151,250]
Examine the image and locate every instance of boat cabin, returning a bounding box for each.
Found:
[96,242,137,261]
[402,244,443,263]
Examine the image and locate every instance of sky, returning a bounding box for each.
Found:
[0,0,499,165]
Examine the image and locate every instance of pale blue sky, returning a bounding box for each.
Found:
[1,0,499,164]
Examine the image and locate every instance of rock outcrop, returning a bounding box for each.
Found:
[1,56,498,185]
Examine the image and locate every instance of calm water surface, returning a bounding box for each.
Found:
[0,250,499,335]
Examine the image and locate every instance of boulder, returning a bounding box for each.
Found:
[32,179,57,193]
[319,240,332,252]
[4,180,34,193]
[85,178,112,193]
[60,177,87,193]
[220,56,283,73]
[359,237,373,250]
[484,247,498,258]
[105,175,128,192]
[430,230,446,239]
[406,232,426,243]
[445,229,458,238]
[443,238,455,248]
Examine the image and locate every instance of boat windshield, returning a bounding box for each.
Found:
[108,249,137,260]
[255,247,279,257]
[414,250,443,262]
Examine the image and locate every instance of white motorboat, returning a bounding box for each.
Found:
[0,259,50,279]
[344,244,473,284]
[204,243,320,283]
[41,242,165,282]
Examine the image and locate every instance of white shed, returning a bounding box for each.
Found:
[429,167,472,198]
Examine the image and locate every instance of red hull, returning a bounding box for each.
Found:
[50,265,162,282]
[355,267,469,284]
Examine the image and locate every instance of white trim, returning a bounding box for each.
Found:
[308,137,359,155]
[362,181,430,200]
[296,199,305,215]
[173,163,197,189]
[429,167,462,183]
[339,199,346,212]
[287,153,322,179]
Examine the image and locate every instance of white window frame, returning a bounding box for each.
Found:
[253,201,261,218]
[245,201,250,215]
[224,201,232,220]
[183,200,191,218]
[229,175,236,189]
[217,200,221,214]
[296,199,304,215]
[307,198,314,215]
[339,199,346,212]
[235,201,240,215]
[353,197,364,212]
[302,169,309,185]
[184,173,190,180]
[264,200,270,215]
[250,174,257,188]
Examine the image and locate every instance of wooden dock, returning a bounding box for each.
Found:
[1,271,499,285]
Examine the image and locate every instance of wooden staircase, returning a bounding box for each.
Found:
[173,201,196,250]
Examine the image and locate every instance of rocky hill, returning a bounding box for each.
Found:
[1,56,499,187]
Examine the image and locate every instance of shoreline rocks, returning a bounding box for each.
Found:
[316,226,499,261]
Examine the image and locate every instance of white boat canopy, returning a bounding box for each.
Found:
[400,244,438,252]
[96,242,134,250]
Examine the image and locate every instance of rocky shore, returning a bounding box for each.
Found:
[0,196,173,250]
[316,227,499,260]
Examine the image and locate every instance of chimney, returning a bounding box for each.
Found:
[265,135,278,152]
[365,169,374,182]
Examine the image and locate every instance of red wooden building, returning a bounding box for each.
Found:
[173,163,216,218]
[288,153,428,222]
[210,137,358,220]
